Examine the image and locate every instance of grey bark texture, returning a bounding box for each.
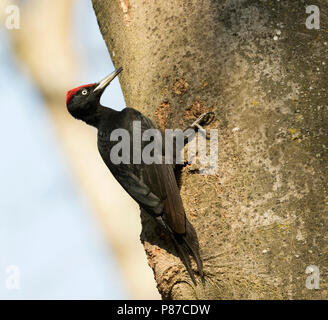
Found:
[92,0,328,299]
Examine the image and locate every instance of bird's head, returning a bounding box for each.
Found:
[66,67,123,120]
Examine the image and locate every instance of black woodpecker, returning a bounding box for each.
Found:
[66,67,209,284]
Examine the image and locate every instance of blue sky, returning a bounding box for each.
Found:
[0,1,128,299]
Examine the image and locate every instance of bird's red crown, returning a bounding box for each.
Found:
[66,84,95,105]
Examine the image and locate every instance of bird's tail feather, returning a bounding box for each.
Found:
[181,219,204,283]
[156,216,204,285]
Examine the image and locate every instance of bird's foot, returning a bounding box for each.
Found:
[190,112,215,139]
[191,111,215,129]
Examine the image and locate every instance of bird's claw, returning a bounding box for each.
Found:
[191,112,215,128]
[190,112,215,139]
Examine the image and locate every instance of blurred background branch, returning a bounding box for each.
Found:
[0,0,159,299]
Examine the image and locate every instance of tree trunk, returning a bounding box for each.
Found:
[92,0,328,299]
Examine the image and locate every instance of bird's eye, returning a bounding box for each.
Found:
[81,89,88,95]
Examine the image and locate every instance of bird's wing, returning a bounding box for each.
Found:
[127,108,186,234]
[111,163,165,215]
[100,108,186,234]
[159,163,186,234]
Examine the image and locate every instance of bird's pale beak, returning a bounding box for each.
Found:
[93,67,123,92]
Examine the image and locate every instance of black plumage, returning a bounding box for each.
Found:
[66,68,203,284]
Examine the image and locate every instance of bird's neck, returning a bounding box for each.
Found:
[82,105,118,128]
[81,105,102,127]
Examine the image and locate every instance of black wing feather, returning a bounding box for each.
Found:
[98,108,185,233]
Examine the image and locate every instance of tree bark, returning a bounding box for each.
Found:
[92,0,328,299]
